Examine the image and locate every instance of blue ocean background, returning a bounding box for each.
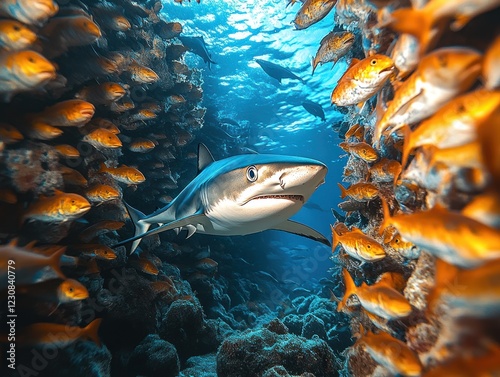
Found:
[162,0,345,264]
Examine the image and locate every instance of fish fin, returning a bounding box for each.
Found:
[83,318,102,347]
[49,247,67,279]
[400,124,414,169]
[450,14,470,31]
[337,183,348,199]
[272,220,331,247]
[185,224,197,239]
[378,197,392,236]
[197,143,215,174]
[311,57,317,75]
[338,268,357,312]
[113,213,207,250]
[330,224,339,252]
[122,201,151,255]
[53,189,65,195]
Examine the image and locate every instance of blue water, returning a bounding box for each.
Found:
[162,0,346,253]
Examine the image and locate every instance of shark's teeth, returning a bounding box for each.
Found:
[254,195,304,202]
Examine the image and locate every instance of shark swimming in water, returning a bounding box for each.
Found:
[114,144,330,254]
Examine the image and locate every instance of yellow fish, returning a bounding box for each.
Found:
[373,47,482,147]
[55,144,80,158]
[84,184,121,205]
[331,54,395,107]
[331,225,386,263]
[99,163,146,185]
[0,50,57,102]
[35,99,95,127]
[83,128,122,149]
[0,20,37,50]
[384,229,421,259]
[23,190,91,223]
[338,269,412,319]
[76,82,126,105]
[379,198,500,268]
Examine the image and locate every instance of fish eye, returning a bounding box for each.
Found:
[367,244,371,248]
[71,200,76,204]
[69,287,74,292]
[370,59,377,65]
[28,57,35,63]
[13,25,21,31]
[246,166,258,182]
[395,238,399,243]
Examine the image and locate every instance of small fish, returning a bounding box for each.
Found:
[375,271,407,293]
[20,122,62,140]
[483,35,500,89]
[129,257,159,276]
[18,278,89,303]
[34,100,95,128]
[311,31,355,75]
[0,20,37,51]
[84,184,121,205]
[356,327,422,376]
[373,47,482,146]
[23,190,91,223]
[0,0,58,26]
[127,109,157,122]
[0,122,23,143]
[0,241,66,288]
[55,144,80,158]
[301,100,325,121]
[400,89,500,168]
[293,0,337,30]
[195,257,218,274]
[79,220,124,243]
[0,50,57,102]
[331,226,386,263]
[128,138,156,153]
[75,82,126,105]
[128,60,159,84]
[41,15,102,57]
[385,231,420,260]
[83,128,122,149]
[154,20,183,40]
[340,141,379,163]
[60,166,88,187]
[99,163,145,185]
[331,55,395,107]
[84,118,120,134]
[67,244,117,260]
[368,158,402,184]
[337,182,379,202]
[338,269,412,319]
[379,198,500,268]
[16,318,101,347]
[344,124,364,140]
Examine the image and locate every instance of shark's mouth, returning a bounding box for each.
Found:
[253,195,304,202]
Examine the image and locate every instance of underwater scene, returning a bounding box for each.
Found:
[0,0,499,376]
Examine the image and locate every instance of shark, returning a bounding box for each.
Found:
[114,144,330,254]
[178,36,217,69]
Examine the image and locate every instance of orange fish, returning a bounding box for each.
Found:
[0,122,23,143]
[84,184,121,205]
[21,121,62,140]
[79,220,124,243]
[54,144,80,158]
[18,278,89,303]
[128,138,156,153]
[337,182,379,202]
[338,269,412,319]
[483,34,500,89]
[67,244,117,260]
[293,0,337,30]
[23,190,91,223]
[76,82,126,105]
[35,99,95,127]
[128,60,159,83]
[331,54,395,107]
[368,158,402,185]
[0,50,57,102]
[60,166,88,187]
[0,0,58,26]
[344,124,364,140]
[379,198,500,268]
[129,258,159,276]
[84,118,120,134]
[341,141,379,163]
[0,19,37,50]
[83,128,122,149]
[99,163,145,185]
[312,31,355,75]
[331,225,386,263]
[16,318,101,347]
[461,190,500,228]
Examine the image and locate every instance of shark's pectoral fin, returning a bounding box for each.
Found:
[271,220,331,247]
[112,214,208,251]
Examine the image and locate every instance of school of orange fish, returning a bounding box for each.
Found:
[0,0,207,353]
[291,0,500,375]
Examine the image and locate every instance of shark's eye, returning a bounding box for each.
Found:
[246,166,258,182]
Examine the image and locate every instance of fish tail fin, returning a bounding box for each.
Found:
[401,124,413,169]
[337,183,347,199]
[49,247,67,279]
[123,201,151,255]
[337,268,357,312]
[330,224,340,252]
[83,318,102,347]
[378,197,392,236]
[311,57,318,75]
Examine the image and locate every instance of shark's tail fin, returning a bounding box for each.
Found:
[123,201,151,255]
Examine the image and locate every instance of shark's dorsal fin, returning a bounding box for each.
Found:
[197,143,215,174]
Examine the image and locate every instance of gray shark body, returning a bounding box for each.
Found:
[255,59,304,84]
[115,144,329,254]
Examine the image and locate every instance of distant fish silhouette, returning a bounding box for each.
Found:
[302,100,325,121]
[304,201,326,212]
[255,59,304,84]
[179,36,217,68]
